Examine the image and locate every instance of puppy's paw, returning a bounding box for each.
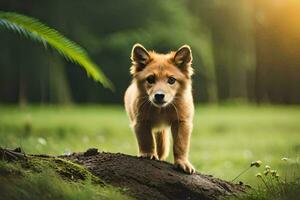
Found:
[175,159,195,174]
[139,152,159,160]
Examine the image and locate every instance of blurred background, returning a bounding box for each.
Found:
[1,0,300,105]
[0,0,299,185]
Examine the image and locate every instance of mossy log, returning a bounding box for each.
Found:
[1,147,246,200]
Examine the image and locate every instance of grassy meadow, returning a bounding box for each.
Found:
[0,104,299,195]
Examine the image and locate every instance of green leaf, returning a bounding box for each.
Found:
[0,11,113,90]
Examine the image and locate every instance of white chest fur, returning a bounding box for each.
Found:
[151,122,170,133]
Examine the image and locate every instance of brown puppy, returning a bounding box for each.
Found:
[124,44,195,174]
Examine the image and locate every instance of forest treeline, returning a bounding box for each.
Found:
[0,0,299,104]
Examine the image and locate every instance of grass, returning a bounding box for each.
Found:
[0,160,130,200]
[0,104,300,199]
[230,158,300,200]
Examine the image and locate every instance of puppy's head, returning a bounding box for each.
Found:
[130,44,193,108]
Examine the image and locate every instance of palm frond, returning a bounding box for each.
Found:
[0,11,113,89]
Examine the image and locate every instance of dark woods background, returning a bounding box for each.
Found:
[1,0,299,105]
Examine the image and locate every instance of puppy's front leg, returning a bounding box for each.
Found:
[134,122,158,160]
[171,121,195,174]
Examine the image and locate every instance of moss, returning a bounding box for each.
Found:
[0,160,130,200]
[20,156,103,184]
[0,158,130,200]
[0,161,24,177]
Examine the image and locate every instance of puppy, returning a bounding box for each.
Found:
[124,44,195,174]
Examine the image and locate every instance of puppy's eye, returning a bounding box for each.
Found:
[146,75,155,84]
[168,77,176,85]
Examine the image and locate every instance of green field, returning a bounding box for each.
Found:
[0,104,299,186]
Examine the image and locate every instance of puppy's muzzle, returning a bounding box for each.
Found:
[152,91,166,106]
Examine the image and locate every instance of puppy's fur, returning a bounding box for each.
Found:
[124,44,195,174]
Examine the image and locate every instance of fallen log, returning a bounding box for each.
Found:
[1,147,246,200]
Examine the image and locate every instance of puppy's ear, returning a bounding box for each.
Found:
[173,45,193,76]
[130,43,151,74]
[174,45,192,66]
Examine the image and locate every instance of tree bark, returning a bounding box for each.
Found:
[62,149,246,200]
[1,147,246,200]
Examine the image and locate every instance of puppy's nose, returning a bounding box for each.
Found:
[154,93,165,103]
